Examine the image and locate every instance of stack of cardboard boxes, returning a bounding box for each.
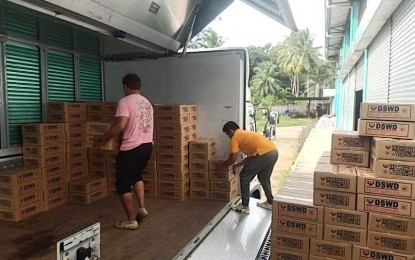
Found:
[143,146,158,198]
[189,139,216,199]
[154,104,197,201]
[208,157,238,201]
[86,102,117,123]
[271,102,415,259]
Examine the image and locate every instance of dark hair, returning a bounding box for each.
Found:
[122,73,142,90]
[223,121,240,133]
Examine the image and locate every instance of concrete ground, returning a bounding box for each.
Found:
[270,126,333,195]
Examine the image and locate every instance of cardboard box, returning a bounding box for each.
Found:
[86,135,120,151]
[273,199,324,223]
[103,102,118,115]
[371,137,415,162]
[369,213,415,237]
[158,151,189,164]
[86,122,112,135]
[190,180,209,190]
[190,189,210,199]
[353,245,415,260]
[66,141,86,152]
[154,104,190,115]
[159,179,190,191]
[358,119,415,139]
[189,151,216,163]
[360,103,415,122]
[142,170,157,180]
[156,124,192,135]
[70,188,108,204]
[157,143,188,154]
[158,171,189,182]
[210,189,237,201]
[357,170,415,199]
[209,170,236,181]
[189,161,209,173]
[23,133,65,146]
[0,167,40,186]
[87,113,105,122]
[144,186,158,198]
[42,172,66,188]
[189,171,209,180]
[210,177,237,192]
[208,157,231,171]
[48,112,86,123]
[66,150,87,163]
[23,143,66,157]
[44,193,67,211]
[331,130,371,151]
[271,232,310,254]
[0,202,43,222]
[69,177,107,194]
[157,162,188,173]
[310,239,352,260]
[24,153,66,168]
[324,224,367,246]
[65,132,85,142]
[189,138,216,154]
[0,180,42,197]
[22,123,64,135]
[368,231,415,255]
[330,150,369,167]
[44,183,67,200]
[87,102,105,114]
[272,217,323,239]
[371,155,415,181]
[324,207,368,229]
[0,191,43,210]
[143,179,157,188]
[89,159,106,170]
[159,189,189,201]
[308,256,335,260]
[357,194,415,218]
[88,149,106,161]
[314,163,356,193]
[313,189,356,210]
[64,122,86,133]
[270,249,309,260]
[155,114,190,125]
[41,164,65,178]
[189,114,198,123]
[67,162,90,179]
[47,102,86,113]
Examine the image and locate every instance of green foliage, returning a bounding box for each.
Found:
[188,28,226,49]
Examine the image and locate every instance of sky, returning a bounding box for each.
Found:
[207,0,325,50]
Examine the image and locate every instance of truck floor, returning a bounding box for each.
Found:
[0,195,227,259]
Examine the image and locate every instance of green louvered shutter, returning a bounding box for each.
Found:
[5,42,41,146]
[4,7,39,40]
[47,51,75,102]
[80,57,102,101]
[45,21,73,50]
[77,31,100,55]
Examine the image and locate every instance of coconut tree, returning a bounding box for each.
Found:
[188,28,225,49]
[250,61,281,97]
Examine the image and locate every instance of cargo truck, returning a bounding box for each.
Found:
[0,0,296,258]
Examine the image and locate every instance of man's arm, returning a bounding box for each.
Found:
[94,116,128,147]
[222,152,238,168]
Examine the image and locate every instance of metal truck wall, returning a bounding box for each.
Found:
[104,51,244,156]
[366,20,391,102]
[389,0,415,102]
[347,67,356,130]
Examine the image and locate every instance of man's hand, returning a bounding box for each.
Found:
[93,136,106,149]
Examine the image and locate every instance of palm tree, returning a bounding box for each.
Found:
[250,61,281,97]
[277,29,321,96]
[188,28,225,49]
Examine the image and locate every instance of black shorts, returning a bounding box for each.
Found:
[115,143,152,195]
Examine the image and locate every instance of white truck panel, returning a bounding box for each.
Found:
[104,50,246,156]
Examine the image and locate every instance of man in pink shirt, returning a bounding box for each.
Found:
[95,73,153,230]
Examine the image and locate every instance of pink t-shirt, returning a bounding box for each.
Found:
[116,94,153,151]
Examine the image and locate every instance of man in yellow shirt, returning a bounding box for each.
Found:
[222,121,278,214]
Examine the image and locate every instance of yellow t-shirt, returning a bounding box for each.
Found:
[230,129,276,156]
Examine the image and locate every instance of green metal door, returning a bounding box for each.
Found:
[5,41,41,146]
[80,57,102,102]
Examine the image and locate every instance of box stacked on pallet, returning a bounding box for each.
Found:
[21,123,67,211]
[68,176,107,204]
[105,150,118,196]
[207,157,238,201]
[330,130,371,167]
[142,145,158,198]
[0,167,44,221]
[155,104,197,201]
[188,139,215,199]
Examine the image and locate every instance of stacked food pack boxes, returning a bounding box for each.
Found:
[86,102,117,123]
[188,139,216,199]
[143,146,158,198]
[68,176,107,204]
[208,157,237,201]
[21,122,67,212]
[0,167,44,221]
[154,104,197,201]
